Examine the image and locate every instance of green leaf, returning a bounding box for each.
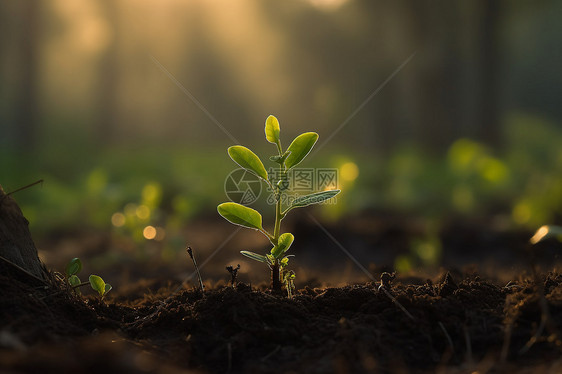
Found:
[104,284,112,295]
[265,115,280,145]
[89,275,106,296]
[65,258,82,277]
[530,225,562,244]
[218,202,263,230]
[228,146,268,180]
[271,233,295,258]
[240,250,267,263]
[286,190,340,212]
[68,274,81,287]
[285,132,318,169]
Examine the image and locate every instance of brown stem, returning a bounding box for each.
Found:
[271,262,281,294]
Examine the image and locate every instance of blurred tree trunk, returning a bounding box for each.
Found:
[95,0,119,143]
[408,1,461,154]
[474,0,502,148]
[13,0,40,149]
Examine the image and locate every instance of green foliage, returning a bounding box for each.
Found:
[217,202,263,231]
[285,132,319,170]
[65,258,82,277]
[218,115,340,294]
[64,258,112,299]
[283,270,296,299]
[284,190,341,213]
[89,275,112,298]
[271,233,294,259]
[68,274,81,288]
[228,146,269,181]
[265,115,281,146]
[239,251,267,263]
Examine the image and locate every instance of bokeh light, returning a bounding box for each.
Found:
[143,225,157,240]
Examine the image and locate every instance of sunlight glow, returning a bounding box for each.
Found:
[136,205,150,220]
[143,225,157,240]
[308,0,349,11]
[111,212,126,227]
[530,225,549,244]
[340,162,359,182]
[512,201,531,225]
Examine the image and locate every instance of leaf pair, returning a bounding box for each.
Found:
[228,116,319,184]
[217,190,340,232]
[241,232,294,264]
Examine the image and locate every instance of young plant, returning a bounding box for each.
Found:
[64,257,112,299]
[89,274,112,299]
[65,257,83,290]
[217,115,340,293]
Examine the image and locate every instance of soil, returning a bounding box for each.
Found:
[2,267,562,373]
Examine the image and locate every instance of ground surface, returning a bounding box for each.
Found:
[1,268,562,373]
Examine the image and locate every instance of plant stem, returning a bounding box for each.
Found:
[71,281,90,289]
[271,261,281,293]
[270,143,284,294]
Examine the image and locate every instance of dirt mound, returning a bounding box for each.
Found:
[1,272,562,373]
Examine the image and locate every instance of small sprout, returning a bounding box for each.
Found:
[282,270,296,299]
[226,264,240,287]
[65,258,82,278]
[217,115,340,295]
[89,275,112,299]
[63,257,112,297]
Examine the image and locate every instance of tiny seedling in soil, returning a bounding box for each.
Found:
[89,275,112,300]
[226,264,240,287]
[217,115,340,294]
[64,257,112,298]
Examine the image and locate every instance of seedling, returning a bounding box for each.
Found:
[89,275,112,299]
[63,257,112,299]
[217,115,340,293]
[226,264,240,287]
[65,257,83,290]
[283,270,296,299]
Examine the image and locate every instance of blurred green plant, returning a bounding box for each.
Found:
[217,115,340,293]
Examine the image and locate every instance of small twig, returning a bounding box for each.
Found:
[0,180,43,205]
[186,246,205,292]
[439,322,455,353]
[0,255,48,285]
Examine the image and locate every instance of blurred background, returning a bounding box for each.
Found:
[1,0,561,287]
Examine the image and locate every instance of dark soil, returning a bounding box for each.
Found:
[1,269,562,373]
